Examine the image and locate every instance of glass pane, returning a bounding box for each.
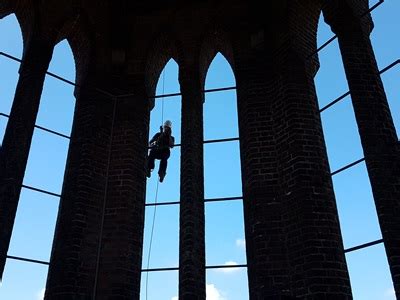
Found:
[0,259,48,300]
[23,129,70,194]
[371,0,400,69]
[204,89,238,141]
[8,188,59,261]
[315,27,349,109]
[156,59,180,96]
[0,14,23,58]
[205,53,236,90]
[140,270,178,300]
[142,205,179,269]
[0,56,19,116]
[204,52,238,141]
[36,75,75,136]
[0,14,23,115]
[205,200,246,266]
[36,41,75,136]
[316,13,333,48]
[320,98,364,172]
[47,40,76,82]
[206,268,249,300]
[346,244,395,300]
[204,141,242,199]
[333,162,382,249]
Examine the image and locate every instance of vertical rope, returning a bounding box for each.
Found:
[93,97,118,299]
[145,68,166,300]
[161,68,166,124]
[145,181,160,300]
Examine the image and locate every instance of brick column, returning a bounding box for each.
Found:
[235,54,291,298]
[0,36,53,280]
[178,66,205,299]
[236,47,352,298]
[94,83,150,299]
[45,83,114,299]
[276,49,351,298]
[325,5,400,297]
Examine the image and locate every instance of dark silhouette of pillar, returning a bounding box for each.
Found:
[324,2,400,297]
[94,82,150,299]
[235,51,291,299]
[236,45,352,298]
[0,36,53,280]
[274,48,352,298]
[45,78,114,298]
[178,65,206,300]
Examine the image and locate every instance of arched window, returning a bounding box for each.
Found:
[0,14,22,142]
[204,53,248,299]
[0,15,76,297]
[141,59,181,300]
[315,9,395,299]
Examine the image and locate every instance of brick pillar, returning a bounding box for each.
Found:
[235,54,291,298]
[325,5,400,297]
[275,48,351,298]
[178,66,205,299]
[94,83,150,299]
[236,46,352,298]
[0,36,53,280]
[45,83,114,299]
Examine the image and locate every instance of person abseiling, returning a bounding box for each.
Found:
[146,120,175,182]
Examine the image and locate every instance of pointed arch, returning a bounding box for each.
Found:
[144,29,184,103]
[199,27,235,89]
[57,9,94,90]
[1,1,33,53]
[0,13,24,142]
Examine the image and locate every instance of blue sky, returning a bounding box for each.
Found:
[0,1,399,299]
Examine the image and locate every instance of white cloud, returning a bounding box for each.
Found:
[207,283,226,300]
[170,284,226,300]
[235,238,246,250]
[37,288,45,300]
[385,287,396,299]
[215,261,241,273]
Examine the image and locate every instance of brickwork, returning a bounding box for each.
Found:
[1,0,399,299]
[45,85,114,299]
[94,83,150,299]
[234,43,351,298]
[324,1,400,297]
[0,35,53,280]
[178,65,206,300]
[234,49,289,298]
[273,48,351,298]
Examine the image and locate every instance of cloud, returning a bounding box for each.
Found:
[385,287,395,299]
[215,261,241,273]
[235,238,246,250]
[207,283,226,300]
[37,288,45,300]
[171,284,226,300]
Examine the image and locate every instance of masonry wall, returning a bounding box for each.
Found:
[0,0,398,299]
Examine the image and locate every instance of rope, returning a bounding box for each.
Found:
[145,68,166,300]
[145,181,160,300]
[161,68,165,124]
[93,96,118,299]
